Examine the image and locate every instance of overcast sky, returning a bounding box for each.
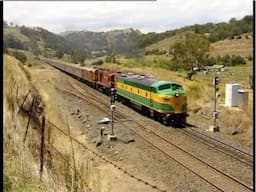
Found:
[4,0,253,34]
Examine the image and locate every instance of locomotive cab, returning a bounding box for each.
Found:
[152,81,187,125]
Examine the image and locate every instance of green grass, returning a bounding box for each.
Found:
[4,27,30,43]
[8,49,45,67]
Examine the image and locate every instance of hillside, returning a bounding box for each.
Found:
[4,26,73,58]
[138,15,252,48]
[210,35,253,57]
[61,28,142,57]
[145,32,253,57]
[4,25,143,59]
[145,31,190,52]
[4,15,252,65]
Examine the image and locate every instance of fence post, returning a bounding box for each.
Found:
[47,121,51,145]
[17,90,31,114]
[23,97,35,144]
[40,115,45,180]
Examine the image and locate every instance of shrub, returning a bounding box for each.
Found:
[231,55,246,65]
[10,51,27,64]
[247,55,253,61]
[206,56,217,66]
[92,59,103,66]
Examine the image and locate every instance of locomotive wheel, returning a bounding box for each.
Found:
[162,116,169,126]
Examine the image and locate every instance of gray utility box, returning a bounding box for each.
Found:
[237,89,249,110]
[225,83,241,107]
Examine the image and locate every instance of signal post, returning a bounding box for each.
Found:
[209,76,220,132]
[108,88,117,140]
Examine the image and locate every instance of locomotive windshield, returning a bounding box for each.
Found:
[158,83,183,91]
[158,84,171,90]
[171,83,183,90]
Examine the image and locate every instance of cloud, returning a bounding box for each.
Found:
[3,0,252,33]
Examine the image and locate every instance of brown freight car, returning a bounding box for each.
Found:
[81,67,99,88]
[96,69,121,95]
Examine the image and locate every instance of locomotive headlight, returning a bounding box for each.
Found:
[175,92,179,97]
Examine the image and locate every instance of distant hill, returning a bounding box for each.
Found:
[145,31,252,57]
[4,15,252,61]
[61,28,143,57]
[4,25,143,58]
[4,26,73,57]
[138,15,252,48]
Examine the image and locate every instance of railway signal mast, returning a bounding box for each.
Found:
[210,76,220,132]
[109,88,117,140]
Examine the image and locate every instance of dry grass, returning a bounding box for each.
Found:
[145,31,189,52]
[4,54,50,191]
[210,37,252,57]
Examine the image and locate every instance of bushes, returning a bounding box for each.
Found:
[230,55,246,65]
[91,59,103,66]
[145,49,167,55]
[9,50,27,64]
[205,54,246,66]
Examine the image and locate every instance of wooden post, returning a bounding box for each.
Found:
[47,121,51,145]
[40,115,45,180]
[17,90,31,113]
[23,97,35,144]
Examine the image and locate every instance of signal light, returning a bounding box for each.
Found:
[110,88,115,96]
[213,76,220,86]
[110,88,116,104]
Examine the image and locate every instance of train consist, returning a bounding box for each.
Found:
[42,57,188,125]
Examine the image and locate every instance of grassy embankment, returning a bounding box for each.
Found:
[4,54,48,191]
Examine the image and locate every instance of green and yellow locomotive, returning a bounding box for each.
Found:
[116,74,187,125]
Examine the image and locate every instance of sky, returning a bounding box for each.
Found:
[3,0,253,34]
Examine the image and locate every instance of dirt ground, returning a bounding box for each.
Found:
[4,55,253,192]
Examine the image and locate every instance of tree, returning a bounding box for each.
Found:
[171,33,210,80]
[71,49,88,64]
[4,35,24,50]
[56,49,64,59]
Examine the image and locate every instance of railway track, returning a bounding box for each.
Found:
[124,120,253,192]
[65,78,253,166]
[57,79,253,192]
[179,126,253,167]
